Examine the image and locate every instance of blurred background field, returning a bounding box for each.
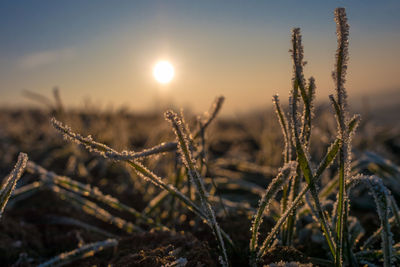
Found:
[0,90,399,265]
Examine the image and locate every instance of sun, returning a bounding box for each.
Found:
[153,61,175,84]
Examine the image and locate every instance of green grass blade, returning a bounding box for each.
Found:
[273,94,292,163]
[332,8,351,266]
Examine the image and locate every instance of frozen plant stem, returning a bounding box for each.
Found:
[273,95,292,243]
[290,27,336,259]
[333,8,350,267]
[273,95,292,164]
[366,177,394,267]
[0,152,28,218]
[165,110,228,267]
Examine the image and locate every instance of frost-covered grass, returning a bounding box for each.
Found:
[0,7,399,267]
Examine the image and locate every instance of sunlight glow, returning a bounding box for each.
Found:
[153,61,175,84]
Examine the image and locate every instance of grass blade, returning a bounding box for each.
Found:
[48,184,143,233]
[0,152,28,218]
[27,161,168,231]
[38,238,118,267]
[46,215,116,238]
[332,8,351,266]
[366,177,395,267]
[249,162,296,264]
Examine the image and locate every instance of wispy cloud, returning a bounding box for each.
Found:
[18,47,75,69]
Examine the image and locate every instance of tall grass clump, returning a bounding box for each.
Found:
[250,25,339,266]
[248,7,398,267]
[50,98,233,265]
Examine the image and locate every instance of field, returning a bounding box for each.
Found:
[1,8,399,267]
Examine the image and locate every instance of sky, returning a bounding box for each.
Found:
[0,1,399,115]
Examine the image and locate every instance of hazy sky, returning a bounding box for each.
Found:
[0,1,399,114]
